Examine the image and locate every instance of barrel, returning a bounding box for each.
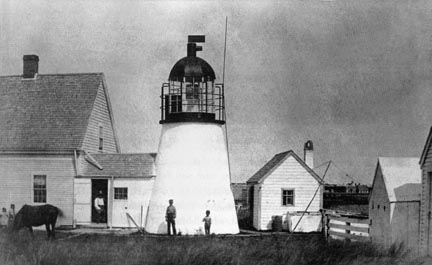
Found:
[272,215,283,232]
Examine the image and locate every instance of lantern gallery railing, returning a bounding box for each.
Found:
[160,81,225,124]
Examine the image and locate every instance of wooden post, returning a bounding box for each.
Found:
[345,221,351,242]
[140,205,143,229]
[325,214,330,242]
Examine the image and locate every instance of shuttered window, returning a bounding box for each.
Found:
[33,175,47,203]
[282,189,294,206]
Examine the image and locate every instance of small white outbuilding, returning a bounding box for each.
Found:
[369,157,421,253]
[247,141,324,232]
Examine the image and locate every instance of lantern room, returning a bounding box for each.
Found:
[160,35,225,124]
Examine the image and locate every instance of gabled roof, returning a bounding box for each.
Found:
[420,126,432,167]
[247,150,324,185]
[79,153,156,177]
[0,73,110,151]
[376,157,421,202]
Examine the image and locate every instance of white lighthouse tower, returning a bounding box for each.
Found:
[145,35,239,235]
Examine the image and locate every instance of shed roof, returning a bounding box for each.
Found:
[420,126,432,167]
[79,153,156,177]
[377,157,421,202]
[0,73,108,151]
[247,150,324,185]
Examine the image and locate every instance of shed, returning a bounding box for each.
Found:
[76,153,156,227]
[247,147,324,232]
[369,157,421,253]
[419,127,432,256]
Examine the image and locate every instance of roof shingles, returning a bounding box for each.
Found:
[0,74,103,150]
[247,150,323,184]
[79,153,156,177]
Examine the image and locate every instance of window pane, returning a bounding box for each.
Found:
[33,175,47,203]
[114,187,128,200]
[282,189,294,206]
[34,175,46,186]
[99,138,103,150]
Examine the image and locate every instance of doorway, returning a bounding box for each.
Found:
[91,179,108,223]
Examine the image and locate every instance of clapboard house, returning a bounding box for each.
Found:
[419,127,432,256]
[369,157,421,253]
[0,55,155,228]
[247,141,324,232]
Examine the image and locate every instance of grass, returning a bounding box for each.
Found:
[0,229,430,265]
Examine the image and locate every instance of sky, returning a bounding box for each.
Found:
[1,0,432,184]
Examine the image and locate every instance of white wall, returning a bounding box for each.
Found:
[420,145,432,256]
[112,178,154,228]
[369,166,391,247]
[0,154,75,226]
[391,201,420,254]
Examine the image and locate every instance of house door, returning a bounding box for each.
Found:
[74,178,92,224]
[92,179,108,223]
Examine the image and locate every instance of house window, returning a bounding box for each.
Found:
[282,189,294,206]
[98,125,103,151]
[33,175,47,203]
[114,187,128,200]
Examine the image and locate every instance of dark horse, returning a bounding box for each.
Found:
[13,204,62,239]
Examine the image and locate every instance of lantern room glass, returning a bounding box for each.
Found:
[160,78,225,124]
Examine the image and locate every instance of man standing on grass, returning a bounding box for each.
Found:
[166,199,176,235]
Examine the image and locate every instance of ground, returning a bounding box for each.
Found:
[0,228,430,265]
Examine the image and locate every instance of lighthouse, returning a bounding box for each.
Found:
[145,35,239,235]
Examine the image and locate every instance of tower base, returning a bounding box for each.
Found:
[145,122,239,235]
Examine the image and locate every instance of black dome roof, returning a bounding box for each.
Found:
[169,56,216,82]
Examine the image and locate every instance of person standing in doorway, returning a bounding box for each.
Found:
[166,199,176,235]
[202,210,211,235]
[94,191,105,223]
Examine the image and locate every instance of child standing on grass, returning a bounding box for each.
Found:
[8,204,15,228]
[202,210,211,235]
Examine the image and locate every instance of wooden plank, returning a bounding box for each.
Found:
[328,230,370,241]
[327,215,369,224]
[328,223,369,233]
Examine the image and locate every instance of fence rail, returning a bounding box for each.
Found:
[323,210,370,242]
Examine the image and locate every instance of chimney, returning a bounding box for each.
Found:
[304,140,314,168]
[23,55,39,78]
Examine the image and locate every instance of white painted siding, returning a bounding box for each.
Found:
[257,156,322,230]
[369,166,391,247]
[370,165,420,252]
[420,144,432,255]
[0,154,75,226]
[74,178,92,225]
[82,82,118,153]
[112,178,154,228]
[391,201,419,254]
